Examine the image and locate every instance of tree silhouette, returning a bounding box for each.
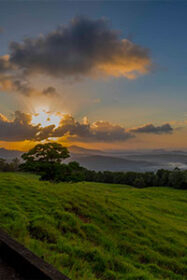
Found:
[22,142,70,163]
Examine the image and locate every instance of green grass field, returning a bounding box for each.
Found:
[0,172,186,280]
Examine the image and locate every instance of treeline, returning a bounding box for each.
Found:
[83,168,187,189]
[20,160,187,189]
[0,158,20,172]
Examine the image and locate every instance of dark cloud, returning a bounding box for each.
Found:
[0,111,173,144]
[42,86,58,97]
[0,17,152,98]
[0,27,3,33]
[130,123,173,134]
[11,80,35,96]
[0,111,39,141]
[0,111,56,141]
[53,116,133,142]
[9,17,152,79]
[10,82,58,97]
[0,112,133,143]
[89,121,133,142]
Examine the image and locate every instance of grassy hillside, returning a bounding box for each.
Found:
[0,173,186,280]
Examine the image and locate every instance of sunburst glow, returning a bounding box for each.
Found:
[31,106,62,128]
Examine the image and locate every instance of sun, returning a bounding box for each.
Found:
[31,106,62,128]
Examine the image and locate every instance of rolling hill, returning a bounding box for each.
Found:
[0,172,186,280]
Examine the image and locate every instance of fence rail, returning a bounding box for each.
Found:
[0,228,70,280]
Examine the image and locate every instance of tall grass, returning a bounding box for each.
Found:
[0,172,186,279]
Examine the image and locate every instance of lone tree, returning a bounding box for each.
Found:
[21,143,70,180]
[22,142,70,163]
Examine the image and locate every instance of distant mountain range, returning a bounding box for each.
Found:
[68,146,187,171]
[0,148,23,160]
[66,154,157,172]
[68,145,103,155]
[0,145,187,172]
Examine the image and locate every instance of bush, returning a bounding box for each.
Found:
[169,168,187,189]
[133,177,146,188]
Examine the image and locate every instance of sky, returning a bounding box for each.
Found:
[0,0,187,151]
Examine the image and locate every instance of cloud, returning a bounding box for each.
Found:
[0,111,133,143]
[0,75,58,97]
[0,111,57,141]
[90,121,133,141]
[10,80,35,96]
[42,86,58,97]
[0,27,3,33]
[9,83,58,97]
[52,116,133,142]
[35,124,55,141]
[0,55,14,73]
[0,111,174,144]
[9,17,152,79]
[0,59,58,97]
[0,17,152,98]
[0,111,39,141]
[130,123,173,134]
[0,54,58,97]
